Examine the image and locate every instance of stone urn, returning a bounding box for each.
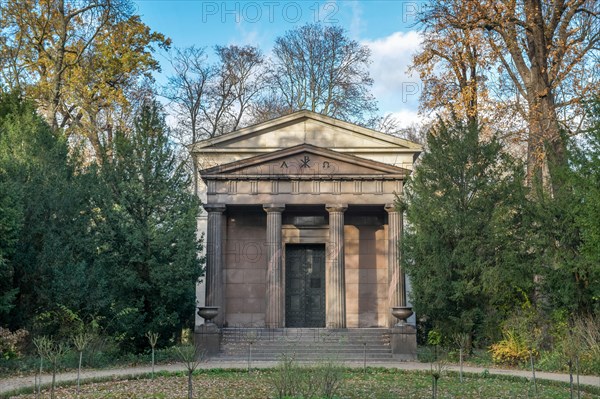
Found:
[197,306,219,325]
[391,306,413,326]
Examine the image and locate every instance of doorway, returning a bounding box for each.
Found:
[285,244,326,327]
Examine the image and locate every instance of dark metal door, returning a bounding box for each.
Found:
[285,244,326,327]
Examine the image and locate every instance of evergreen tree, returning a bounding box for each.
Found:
[402,117,531,342]
[0,150,20,320]
[92,102,202,351]
[532,99,600,315]
[0,93,87,328]
[575,99,600,314]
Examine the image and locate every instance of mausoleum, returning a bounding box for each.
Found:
[190,111,421,358]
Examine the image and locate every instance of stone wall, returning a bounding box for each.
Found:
[223,210,267,327]
[345,224,388,327]
[222,207,390,328]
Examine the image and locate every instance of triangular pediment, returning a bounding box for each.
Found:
[190,110,421,153]
[201,144,409,178]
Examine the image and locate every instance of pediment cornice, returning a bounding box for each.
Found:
[200,144,410,180]
[189,110,422,153]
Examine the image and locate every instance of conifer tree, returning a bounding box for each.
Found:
[402,117,531,341]
[93,101,202,350]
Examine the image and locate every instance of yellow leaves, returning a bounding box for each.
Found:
[0,0,169,157]
[489,329,538,366]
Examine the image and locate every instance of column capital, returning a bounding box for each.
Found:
[325,204,347,213]
[385,203,399,213]
[263,204,285,213]
[203,203,226,213]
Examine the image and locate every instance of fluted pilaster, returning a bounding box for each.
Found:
[204,204,226,325]
[386,203,405,324]
[264,204,285,328]
[326,204,347,328]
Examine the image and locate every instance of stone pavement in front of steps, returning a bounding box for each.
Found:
[1,360,599,396]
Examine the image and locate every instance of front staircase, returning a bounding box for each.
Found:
[215,328,393,362]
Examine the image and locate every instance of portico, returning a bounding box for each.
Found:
[191,111,421,331]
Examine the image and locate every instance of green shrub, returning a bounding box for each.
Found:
[489,329,536,366]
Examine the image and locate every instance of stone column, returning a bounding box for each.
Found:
[385,203,416,359]
[326,204,347,328]
[385,203,405,321]
[264,204,285,328]
[203,204,226,325]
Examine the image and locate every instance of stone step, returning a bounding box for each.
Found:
[218,328,393,362]
[222,344,390,349]
[215,354,394,361]
[222,345,390,351]
[215,356,394,362]
[221,329,390,339]
[222,351,390,357]
[222,337,390,345]
[223,353,390,358]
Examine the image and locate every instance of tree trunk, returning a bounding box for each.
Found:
[523,0,566,194]
[192,157,199,198]
[51,366,56,399]
[529,350,537,394]
[569,359,574,399]
[525,89,564,193]
[575,356,580,399]
[459,348,463,383]
[77,350,83,397]
[50,0,68,131]
[151,347,155,378]
[37,358,43,399]
[188,371,193,399]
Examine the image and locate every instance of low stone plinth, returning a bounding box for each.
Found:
[194,324,221,357]
[390,324,417,360]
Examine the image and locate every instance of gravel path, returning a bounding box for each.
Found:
[1,360,599,396]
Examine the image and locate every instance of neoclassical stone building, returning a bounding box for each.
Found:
[191,111,421,330]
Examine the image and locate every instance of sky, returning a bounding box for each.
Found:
[132,0,427,128]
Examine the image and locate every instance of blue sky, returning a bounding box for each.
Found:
[133,0,426,127]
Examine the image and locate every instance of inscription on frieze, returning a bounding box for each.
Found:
[280,155,312,170]
[206,150,407,180]
[299,155,311,168]
[262,153,341,176]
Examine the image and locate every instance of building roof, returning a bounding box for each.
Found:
[189,110,422,154]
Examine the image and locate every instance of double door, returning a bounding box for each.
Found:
[285,244,326,327]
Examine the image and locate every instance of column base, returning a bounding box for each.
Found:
[390,324,417,360]
[194,324,221,358]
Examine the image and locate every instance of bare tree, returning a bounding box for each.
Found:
[475,0,600,190]
[249,91,294,124]
[419,0,600,191]
[164,45,264,193]
[72,331,92,397]
[410,1,490,129]
[164,46,212,194]
[264,23,378,124]
[372,114,428,145]
[200,45,265,137]
[175,344,204,399]
[165,46,212,144]
[215,45,265,132]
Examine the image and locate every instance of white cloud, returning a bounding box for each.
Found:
[362,31,423,120]
[389,109,426,129]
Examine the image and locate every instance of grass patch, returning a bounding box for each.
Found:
[0,346,183,378]
[3,367,599,399]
